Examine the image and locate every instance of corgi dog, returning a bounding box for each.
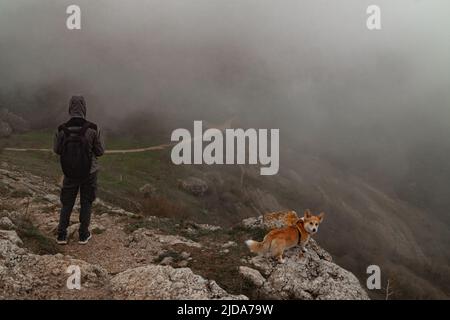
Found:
[246,209,324,263]
[263,210,299,229]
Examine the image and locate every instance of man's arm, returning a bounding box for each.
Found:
[93,128,105,157]
[53,130,64,155]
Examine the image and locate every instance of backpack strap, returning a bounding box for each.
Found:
[59,122,93,137]
[79,122,91,136]
[88,122,98,131]
[59,124,72,137]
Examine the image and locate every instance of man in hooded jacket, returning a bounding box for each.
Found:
[53,96,105,245]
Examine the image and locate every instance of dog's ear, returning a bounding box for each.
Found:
[304,209,312,218]
[318,212,325,222]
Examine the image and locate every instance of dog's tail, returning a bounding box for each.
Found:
[245,238,270,254]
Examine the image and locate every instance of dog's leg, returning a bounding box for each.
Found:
[276,254,285,264]
[300,240,308,253]
[271,240,286,264]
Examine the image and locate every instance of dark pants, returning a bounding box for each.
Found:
[57,172,97,238]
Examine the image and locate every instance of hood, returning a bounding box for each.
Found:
[68,96,87,119]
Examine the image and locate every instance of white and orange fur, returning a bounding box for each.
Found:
[246,209,324,263]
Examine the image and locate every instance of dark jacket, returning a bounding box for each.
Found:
[53,96,105,174]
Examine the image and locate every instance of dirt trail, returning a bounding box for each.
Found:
[4,143,174,154]
[60,218,147,275]
[3,118,235,154]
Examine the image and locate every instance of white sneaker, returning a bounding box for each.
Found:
[78,232,92,245]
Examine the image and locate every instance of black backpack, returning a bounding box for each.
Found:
[60,122,92,179]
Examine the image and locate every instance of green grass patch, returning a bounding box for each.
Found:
[92,227,105,235]
[15,217,61,255]
[9,189,33,198]
[0,129,54,149]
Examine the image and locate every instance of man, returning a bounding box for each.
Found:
[53,96,105,245]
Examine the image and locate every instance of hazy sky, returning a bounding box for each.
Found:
[0,0,449,162]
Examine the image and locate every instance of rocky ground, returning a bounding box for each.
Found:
[0,162,369,300]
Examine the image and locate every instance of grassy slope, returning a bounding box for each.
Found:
[0,130,249,225]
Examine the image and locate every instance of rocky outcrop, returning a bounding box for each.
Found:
[125,227,202,264]
[0,219,241,300]
[0,230,109,299]
[239,217,369,300]
[240,240,368,300]
[111,265,247,300]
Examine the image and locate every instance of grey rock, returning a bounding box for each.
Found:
[180,251,191,259]
[0,217,16,230]
[194,223,222,232]
[0,230,23,246]
[239,266,265,287]
[67,223,80,239]
[0,120,12,138]
[139,183,157,197]
[178,177,209,196]
[111,265,247,300]
[0,233,109,299]
[222,241,237,248]
[91,222,106,234]
[241,216,264,229]
[43,194,60,204]
[243,238,369,300]
[0,108,30,133]
[160,257,174,266]
[177,260,189,268]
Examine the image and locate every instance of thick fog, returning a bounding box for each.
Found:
[1,0,450,192]
[2,1,449,299]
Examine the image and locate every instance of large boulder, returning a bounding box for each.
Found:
[0,217,16,230]
[139,183,157,198]
[0,120,12,138]
[240,242,369,300]
[125,227,201,263]
[0,231,109,299]
[111,264,247,300]
[178,177,209,196]
[0,230,23,246]
[0,108,30,133]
